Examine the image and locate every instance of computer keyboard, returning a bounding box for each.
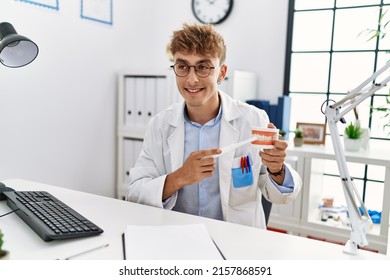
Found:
[4,191,103,242]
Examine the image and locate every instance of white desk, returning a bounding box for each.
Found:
[0,179,388,260]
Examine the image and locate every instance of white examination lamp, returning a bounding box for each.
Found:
[325,61,390,255]
[0,22,39,68]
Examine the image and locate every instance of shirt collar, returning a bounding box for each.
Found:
[184,105,222,127]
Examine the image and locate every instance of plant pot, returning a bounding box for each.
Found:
[360,128,370,150]
[294,137,303,147]
[0,250,10,260]
[344,137,362,152]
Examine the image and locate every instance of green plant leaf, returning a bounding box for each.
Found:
[344,122,363,139]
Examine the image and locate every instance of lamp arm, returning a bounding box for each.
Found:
[325,61,390,254]
[330,84,384,123]
[326,111,371,254]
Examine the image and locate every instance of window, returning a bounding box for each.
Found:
[285,0,390,139]
[284,0,390,206]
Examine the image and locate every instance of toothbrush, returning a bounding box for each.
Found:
[205,136,257,159]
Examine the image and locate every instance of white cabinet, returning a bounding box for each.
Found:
[116,72,177,199]
[269,140,390,254]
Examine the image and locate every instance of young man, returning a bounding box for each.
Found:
[127,23,302,229]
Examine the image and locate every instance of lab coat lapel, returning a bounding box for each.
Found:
[167,102,185,171]
[218,92,241,220]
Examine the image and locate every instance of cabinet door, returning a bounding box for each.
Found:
[123,138,143,185]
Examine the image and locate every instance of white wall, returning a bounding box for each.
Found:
[0,0,289,197]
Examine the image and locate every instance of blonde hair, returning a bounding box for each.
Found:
[169,23,226,64]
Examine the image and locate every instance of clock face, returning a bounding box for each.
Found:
[192,0,233,25]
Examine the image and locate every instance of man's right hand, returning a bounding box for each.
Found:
[162,149,221,200]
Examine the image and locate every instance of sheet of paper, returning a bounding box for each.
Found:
[123,224,224,260]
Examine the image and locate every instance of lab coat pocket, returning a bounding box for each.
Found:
[231,156,253,188]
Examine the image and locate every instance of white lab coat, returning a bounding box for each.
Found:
[128,91,302,229]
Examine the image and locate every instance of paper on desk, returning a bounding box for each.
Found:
[123,224,224,260]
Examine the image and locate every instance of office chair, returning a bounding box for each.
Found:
[261,195,272,226]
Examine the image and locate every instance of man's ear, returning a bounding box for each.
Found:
[219,64,228,81]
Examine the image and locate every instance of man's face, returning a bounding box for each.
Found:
[173,52,226,110]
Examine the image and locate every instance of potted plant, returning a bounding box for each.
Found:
[0,229,9,260]
[294,129,303,147]
[279,129,286,140]
[344,122,363,151]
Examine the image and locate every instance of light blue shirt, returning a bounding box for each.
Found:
[172,106,223,220]
[171,106,294,220]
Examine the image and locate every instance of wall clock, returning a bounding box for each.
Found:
[192,0,234,25]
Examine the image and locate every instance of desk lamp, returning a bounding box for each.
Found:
[325,61,390,255]
[0,22,39,68]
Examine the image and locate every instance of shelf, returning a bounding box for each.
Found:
[116,73,176,200]
[307,208,381,237]
[118,126,147,139]
[287,139,390,166]
[269,140,390,254]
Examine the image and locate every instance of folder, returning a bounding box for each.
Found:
[124,77,136,127]
[122,224,225,260]
[246,99,270,114]
[144,77,156,125]
[277,96,291,136]
[123,139,133,184]
[134,78,145,127]
[123,139,143,184]
[268,104,278,125]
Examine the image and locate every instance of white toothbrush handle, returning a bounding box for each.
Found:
[206,136,257,159]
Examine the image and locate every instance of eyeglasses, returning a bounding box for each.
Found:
[170,63,216,78]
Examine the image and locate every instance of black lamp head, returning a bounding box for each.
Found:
[0,22,39,68]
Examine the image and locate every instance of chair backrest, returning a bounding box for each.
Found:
[261,195,272,226]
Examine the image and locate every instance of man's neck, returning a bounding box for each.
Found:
[186,93,221,125]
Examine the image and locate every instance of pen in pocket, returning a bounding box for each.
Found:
[240,156,250,174]
[246,155,251,173]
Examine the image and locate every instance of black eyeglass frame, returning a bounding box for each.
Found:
[170,63,216,78]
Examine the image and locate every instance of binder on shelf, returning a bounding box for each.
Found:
[268,104,278,125]
[277,96,291,136]
[134,78,145,127]
[246,97,291,138]
[123,138,143,185]
[144,77,157,126]
[247,99,270,113]
[123,139,133,184]
[124,77,136,127]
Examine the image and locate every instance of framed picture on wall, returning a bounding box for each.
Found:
[296,122,327,144]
